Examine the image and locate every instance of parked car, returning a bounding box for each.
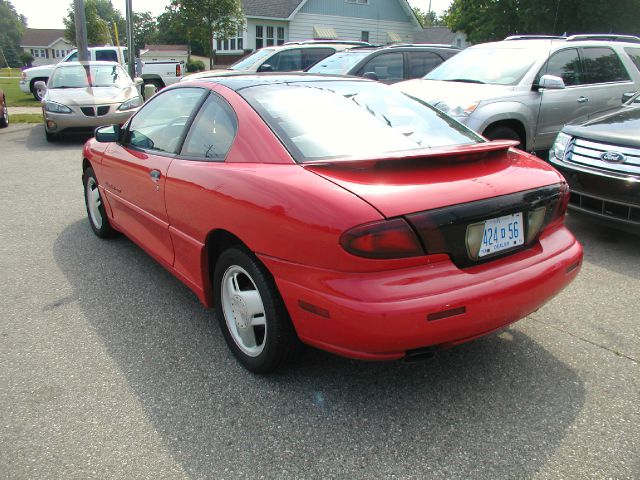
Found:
[549,92,640,232]
[395,35,640,152]
[41,61,143,141]
[181,41,370,81]
[306,44,460,83]
[82,74,582,372]
[0,87,8,129]
[20,46,183,100]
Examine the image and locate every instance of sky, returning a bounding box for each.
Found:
[12,0,453,30]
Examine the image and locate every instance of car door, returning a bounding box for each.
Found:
[534,48,593,150]
[100,87,207,266]
[407,51,446,80]
[579,46,636,116]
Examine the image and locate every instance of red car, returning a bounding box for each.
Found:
[82,75,582,372]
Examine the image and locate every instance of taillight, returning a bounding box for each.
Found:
[21,72,26,81]
[176,64,182,77]
[340,218,424,259]
[558,182,570,216]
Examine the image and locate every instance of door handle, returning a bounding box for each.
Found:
[150,169,161,182]
[577,96,588,103]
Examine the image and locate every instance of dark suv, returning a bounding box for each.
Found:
[550,93,640,232]
[306,44,460,84]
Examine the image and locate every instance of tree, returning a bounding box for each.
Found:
[63,0,125,46]
[132,11,158,54]
[19,51,34,67]
[171,0,244,68]
[413,7,442,27]
[443,0,640,44]
[0,0,26,67]
[155,4,206,57]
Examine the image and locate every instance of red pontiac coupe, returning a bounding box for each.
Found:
[82,75,583,372]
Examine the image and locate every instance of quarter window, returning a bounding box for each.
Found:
[536,48,583,86]
[126,88,206,153]
[181,94,237,160]
[581,47,630,83]
[624,47,640,72]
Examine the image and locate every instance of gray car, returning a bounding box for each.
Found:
[41,61,143,141]
[395,35,640,152]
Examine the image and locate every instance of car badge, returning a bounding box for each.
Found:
[600,151,626,163]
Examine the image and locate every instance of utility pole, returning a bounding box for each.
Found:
[125,0,135,79]
[74,0,89,61]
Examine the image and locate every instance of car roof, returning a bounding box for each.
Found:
[187,73,370,91]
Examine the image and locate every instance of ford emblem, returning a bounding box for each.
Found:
[600,151,626,163]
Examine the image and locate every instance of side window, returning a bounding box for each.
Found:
[267,49,302,71]
[126,88,206,153]
[65,52,78,62]
[181,94,238,160]
[582,47,631,83]
[302,48,335,69]
[408,51,444,78]
[360,53,404,82]
[535,48,583,86]
[624,47,640,72]
[95,50,118,62]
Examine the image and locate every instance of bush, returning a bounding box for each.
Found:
[19,52,34,68]
[186,60,206,72]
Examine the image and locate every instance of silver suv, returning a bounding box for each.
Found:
[395,35,640,152]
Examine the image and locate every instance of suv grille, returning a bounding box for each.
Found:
[565,138,640,176]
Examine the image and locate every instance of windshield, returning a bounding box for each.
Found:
[307,51,371,74]
[241,80,482,162]
[48,64,132,89]
[230,48,275,71]
[425,46,541,85]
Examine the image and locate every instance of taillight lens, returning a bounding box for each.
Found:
[340,218,424,259]
[176,64,182,77]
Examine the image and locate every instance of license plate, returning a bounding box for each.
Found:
[478,212,524,257]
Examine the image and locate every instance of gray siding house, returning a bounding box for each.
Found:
[214,0,422,63]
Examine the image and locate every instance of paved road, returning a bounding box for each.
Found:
[1,124,638,479]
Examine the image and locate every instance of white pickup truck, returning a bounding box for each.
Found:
[20,46,183,100]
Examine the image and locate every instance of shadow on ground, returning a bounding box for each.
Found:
[22,123,91,151]
[54,219,585,479]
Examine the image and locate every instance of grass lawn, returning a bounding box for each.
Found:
[0,77,41,107]
[9,113,43,124]
[0,67,23,77]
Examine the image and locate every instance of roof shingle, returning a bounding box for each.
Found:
[241,0,304,19]
[21,28,68,47]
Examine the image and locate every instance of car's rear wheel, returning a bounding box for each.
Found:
[484,125,524,149]
[0,96,8,128]
[214,247,299,373]
[83,167,114,238]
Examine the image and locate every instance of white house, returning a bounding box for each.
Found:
[214,0,423,64]
[20,29,74,67]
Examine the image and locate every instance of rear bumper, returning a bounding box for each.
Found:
[260,225,582,360]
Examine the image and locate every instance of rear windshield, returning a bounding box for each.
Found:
[307,51,372,74]
[425,46,541,85]
[240,80,482,162]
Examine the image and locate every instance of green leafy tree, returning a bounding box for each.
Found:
[171,0,244,68]
[443,0,640,44]
[155,5,206,57]
[0,0,27,67]
[19,51,34,67]
[63,0,125,46]
[413,7,442,27]
[132,11,158,54]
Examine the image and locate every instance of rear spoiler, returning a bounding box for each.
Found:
[301,140,520,167]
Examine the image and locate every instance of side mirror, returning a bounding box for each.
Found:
[622,92,636,104]
[95,124,121,143]
[133,77,144,86]
[257,63,273,73]
[537,74,565,90]
[362,71,379,81]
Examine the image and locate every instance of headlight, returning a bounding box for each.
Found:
[551,132,571,161]
[117,96,142,111]
[44,101,72,114]
[434,100,480,117]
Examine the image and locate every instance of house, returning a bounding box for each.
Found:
[413,26,470,49]
[140,44,188,64]
[20,29,74,67]
[214,0,423,63]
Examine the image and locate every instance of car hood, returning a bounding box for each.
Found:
[563,105,640,148]
[24,64,56,75]
[394,79,516,106]
[46,86,136,106]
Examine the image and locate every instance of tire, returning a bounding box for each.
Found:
[31,79,47,101]
[484,125,524,149]
[0,96,8,128]
[83,167,115,238]
[214,247,300,373]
